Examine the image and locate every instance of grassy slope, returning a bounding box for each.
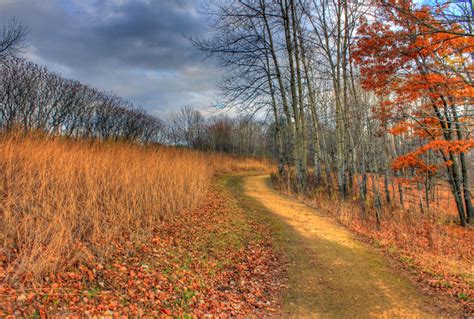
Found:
[1,174,280,317]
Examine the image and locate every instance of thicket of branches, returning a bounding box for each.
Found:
[195,0,473,226]
[0,57,166,143]
[167,106,273,155]
[0,57,273,155]
[0,19,170,143]
[0,18,27,60]
[0,20,271,155]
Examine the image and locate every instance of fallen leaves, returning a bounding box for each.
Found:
[0,184,284,317]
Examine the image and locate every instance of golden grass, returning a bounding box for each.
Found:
[0,133,271,281]
[207,153,272,174]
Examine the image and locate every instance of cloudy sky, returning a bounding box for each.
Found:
[0,0,219,116]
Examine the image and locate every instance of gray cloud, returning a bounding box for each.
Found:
[0,0,218,113]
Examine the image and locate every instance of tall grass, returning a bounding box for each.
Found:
[0,133,270,281]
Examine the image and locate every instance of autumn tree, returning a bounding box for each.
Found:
[353,0,474,225]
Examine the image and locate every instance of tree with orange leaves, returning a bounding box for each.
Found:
[353,0,473,225]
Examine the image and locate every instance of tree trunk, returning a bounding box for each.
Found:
[384,172,391,206]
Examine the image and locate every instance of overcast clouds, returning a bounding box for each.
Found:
[0,0,219,116]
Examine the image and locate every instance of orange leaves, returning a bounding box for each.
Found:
[392,153,436,174]
[78,265,95,282]
[392,139,474,174]
[442,140,474,154]
[388,123,410,135]
[0,187,283,317]
[353,0,473,181]
[418,139,474,155]
[353,0,474,109]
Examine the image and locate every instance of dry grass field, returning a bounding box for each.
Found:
[0,133,270,282]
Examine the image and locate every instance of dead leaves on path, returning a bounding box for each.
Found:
[0,188,283,317]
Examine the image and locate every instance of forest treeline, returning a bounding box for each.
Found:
[0,56,273,154]
[0,22,272,155]
[192,0,473,226]
[0,57,165,142]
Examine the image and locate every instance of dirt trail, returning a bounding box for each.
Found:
[243,175,442,319]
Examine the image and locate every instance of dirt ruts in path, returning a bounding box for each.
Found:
[243,175,444,319]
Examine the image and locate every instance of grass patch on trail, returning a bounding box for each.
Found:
[219,174,294,251]
[0,175,282,317]
[221,174,318,316]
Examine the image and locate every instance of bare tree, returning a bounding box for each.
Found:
[0,19,28,60]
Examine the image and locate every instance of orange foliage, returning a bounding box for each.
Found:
[387,122,410,135]
[353,0,474,175]
[392,140,474,174]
